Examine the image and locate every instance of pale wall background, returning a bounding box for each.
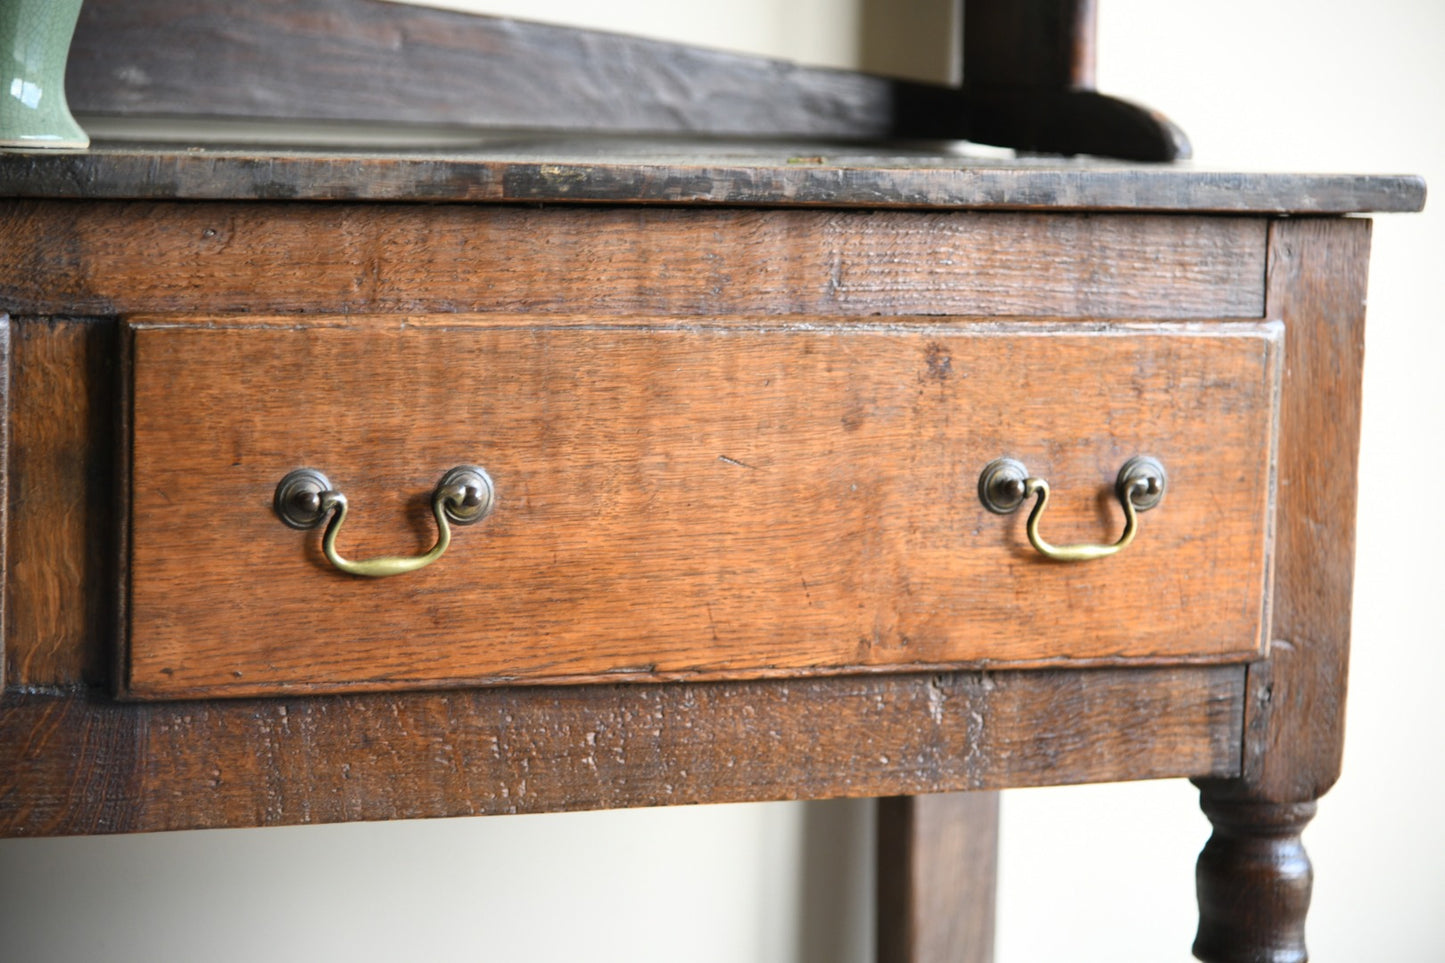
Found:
[2,1,1441,960]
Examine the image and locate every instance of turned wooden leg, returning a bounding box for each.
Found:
[1194,796,1316,963]
[877,792,999,963]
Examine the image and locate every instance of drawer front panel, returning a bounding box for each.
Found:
[124,317,1280,699]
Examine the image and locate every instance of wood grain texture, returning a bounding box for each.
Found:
[1199,218,1371,806]
[0,202,1271,320]
[4,319,120,690]
[0,318,9,687]
[0,137,1424,212]
[878,792,999,963]
[0,665,1243,837]
[1190,218,1373,963]
[0,207,1274,694]
[124,318,1279,698]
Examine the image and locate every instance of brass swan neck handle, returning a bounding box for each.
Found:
[275,466,494,577]
[979,456,1166,562]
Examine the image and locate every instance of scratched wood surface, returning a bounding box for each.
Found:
[0,202,1271,321]
[1237,218,1371,802]
[123,317,1279,699]
[0,135,1424,212]
[0,665,1242,837]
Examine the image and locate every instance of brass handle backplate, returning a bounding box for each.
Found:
[978,455,1166,562]
[274,465,494,577]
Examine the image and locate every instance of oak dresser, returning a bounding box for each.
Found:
[0,1,1427,961]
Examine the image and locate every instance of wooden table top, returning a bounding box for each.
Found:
[0,120,1425,213]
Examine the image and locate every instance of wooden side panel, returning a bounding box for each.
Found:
[0,317,9,687]
[124,319,1279,698]
[0,203,1268,320]
[0,665,1243,837]
[1190,218,1372,963]
[878,791,999,963]
[1211,218,1371,803]
[4,318,109,689]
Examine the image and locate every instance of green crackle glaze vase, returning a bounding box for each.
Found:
[1,0,89,149]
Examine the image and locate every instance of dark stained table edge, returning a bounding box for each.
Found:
[1,665,1244,837]
[0,137,1426,214]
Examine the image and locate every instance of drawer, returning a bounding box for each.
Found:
[121,316,1280,699]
